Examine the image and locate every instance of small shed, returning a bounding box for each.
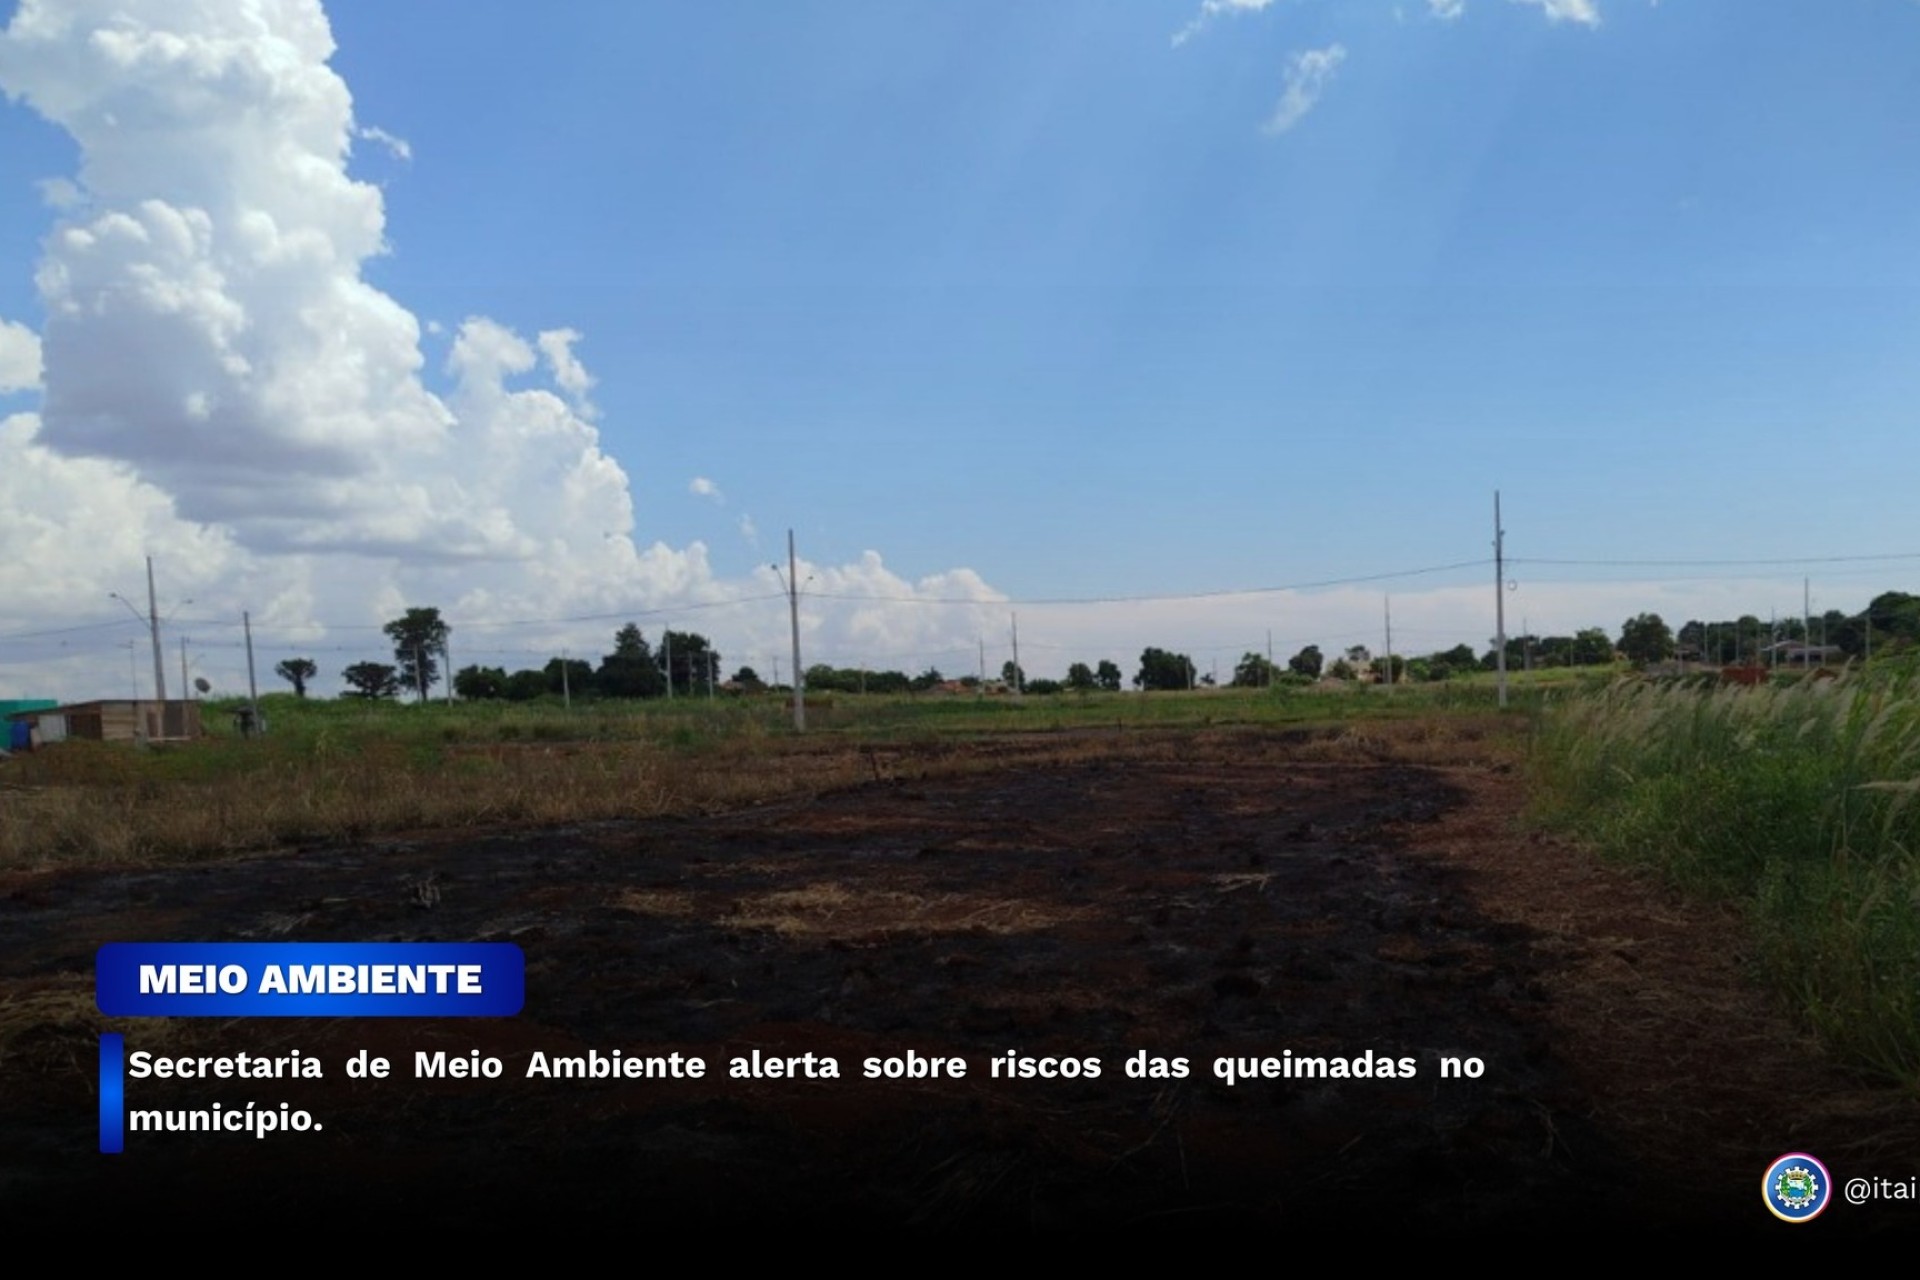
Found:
[5,699,203,745]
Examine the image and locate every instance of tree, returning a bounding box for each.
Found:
[1570,628,1614,666]
[544,656,593,697]
[1231,652,1280,688]
[1135,647,1195,692]
[661,630,719,695]
[597,623,664,699]
[275,657,317,697]
[383,607,450,702]
[1095,660,1123,692]
[910,667,944,692]
[1423,644,1476,680]
[1289,645,1323,679]
[454,665,508,699]
[1618,613,1675,666]
[1867,592,1920,651]
[1001,660,1024,691]
[504,669,548,701]
[1065,662,1097,692]
[341,661,401,700]
[731,666,764,691]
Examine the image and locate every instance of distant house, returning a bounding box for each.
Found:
[1761,642,1844,667]
[5,699,203,746]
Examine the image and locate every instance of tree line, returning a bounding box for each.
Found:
[272,593,1920,701]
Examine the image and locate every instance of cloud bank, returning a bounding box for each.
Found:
[0,0,1003,699]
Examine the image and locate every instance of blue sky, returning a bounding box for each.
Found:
[1,0,1918,694]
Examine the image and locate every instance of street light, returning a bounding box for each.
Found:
[109,556,190,702]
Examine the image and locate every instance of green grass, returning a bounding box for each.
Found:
[1,679,1537,867]
[1531,666,1920,1088]
[197,678,1555,746]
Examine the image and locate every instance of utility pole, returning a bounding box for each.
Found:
[1010,613,1022,696]
[978,637,986,692]
[1493,492,1508,709]
[415,645,427,702]
[443,638,453,705]
[561,648,572,709]
[1804,577,1812,668]
[179,635,190,697]
[663,630,672,701]
[146,555,167,703]
[787,528,805,732]
[243,611,259,727]
[1267,628,1274,689]
[708,651,716,701]
[1384,595,1393,693]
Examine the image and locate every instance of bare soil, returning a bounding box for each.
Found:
[1,726,1914,1238]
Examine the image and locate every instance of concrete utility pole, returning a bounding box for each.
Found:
[243,611,259,727]
[1384,596,1393,694]
[1804,578,1812,668]
[443,639,453,705]
[1493,492,1508,709]
[663,630,672,701]
[1267,628,1274,689]
[146,556,167,704]
[1010,613,1022,696]
[787,529,805,732]
[561,648,572,709]
[179,635,189,698]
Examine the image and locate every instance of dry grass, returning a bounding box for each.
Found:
[723,881,1080,941]
[610,889,699,917]
[0,715,1523,870]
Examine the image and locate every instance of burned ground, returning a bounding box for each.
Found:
[0,727,1913,1236]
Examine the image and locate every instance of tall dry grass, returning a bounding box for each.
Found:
[1532,671,1920,1088]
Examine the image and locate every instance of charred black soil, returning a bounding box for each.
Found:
[1,729,1912,1237]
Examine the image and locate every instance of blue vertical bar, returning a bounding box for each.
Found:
[99,1033,123,1154]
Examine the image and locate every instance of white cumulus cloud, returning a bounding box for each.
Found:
[0,0,1012,701]
[1512,0,1601,25]
[1171,0,1279,48]
[689,476,723,503]
[1429,0,1467,20]
[1263,44,1347,135]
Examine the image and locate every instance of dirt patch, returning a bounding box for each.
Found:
[0,728,1912,1237]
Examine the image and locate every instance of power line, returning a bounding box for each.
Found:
[1514,552,1920,569]
[810,558,1495,608]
